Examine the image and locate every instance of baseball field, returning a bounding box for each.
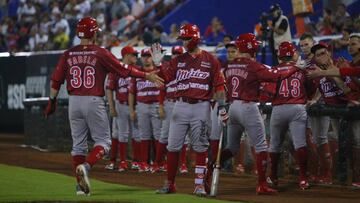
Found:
[1,134,359,203]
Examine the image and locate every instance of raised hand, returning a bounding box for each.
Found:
[150,43,165,66]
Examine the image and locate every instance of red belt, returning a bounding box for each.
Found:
[178,97,205,104]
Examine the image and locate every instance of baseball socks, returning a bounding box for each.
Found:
[194,151,207,196]
[296,147,309,189]
[268,152,280,187]
[319,143,333,184]
[179,144,188,173]
[72,155,86,184]
[210,140,219,163]
[118,142,128,171]
[156,151,179,194]
[153,141,167,173]
[139,140,151,172]
[75,145,105,195]
[109,138,118,163]
[256,151,278,195]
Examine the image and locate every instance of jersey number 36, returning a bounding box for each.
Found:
[70,66,96,88]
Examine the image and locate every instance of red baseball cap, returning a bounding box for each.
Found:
[171,46,184,55]
[311,42,329,54]
[121,46,138,58]
[141,48,152,57]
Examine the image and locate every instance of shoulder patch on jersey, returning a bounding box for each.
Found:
[177,62,186,68]
[200,61,211,68]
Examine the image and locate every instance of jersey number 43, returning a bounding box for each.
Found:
[279,78,300,98]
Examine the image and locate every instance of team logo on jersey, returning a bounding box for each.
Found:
[118,77,131,87]
[176,68,210,81]
[177,62,186,68]
[137,81,157,90]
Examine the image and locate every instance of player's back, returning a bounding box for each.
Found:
[272,62,307,105]
[63,45,110,96]
[224,57,262,102]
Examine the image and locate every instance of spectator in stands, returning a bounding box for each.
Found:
[53,27,69,50]
[64,0,79,39]
[354,17,360,33]
[167,23,179,44]
[74,0,91,20]
[51,13,70,37]
[17,25,29,51]
[28,27,48,51]
[111,0,130,21]
[215,34,233,63]
[203,16,226,46]
[269,3,291,66]
[0,0,7,21]
[0,33,7,52]
[317,8,333,36]
[118,10,137,34]
[152,24,168,44]
[50,1,61,15]
[331,3,350,33]
[332,28,352,60]
[7,0,19,20]
[39,13,51,35]
[131,0,145,17]
[17,0,36,25]
[92,0,106,13]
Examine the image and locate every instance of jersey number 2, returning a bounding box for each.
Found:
[70,66,95,88]
[279,78,300,97]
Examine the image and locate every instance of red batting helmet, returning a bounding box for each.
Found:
[278,41,297,58]
[235,33,261,54]
[76,17,101,39]
[177,23,200,51]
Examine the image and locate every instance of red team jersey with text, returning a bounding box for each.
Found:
[314,76,347,106]
[224,57,295,102]
[159,50,225,100]
[272,62,308,105]
[106,73,131,102]
[51,45,132,96]
[130,69,161,103]
[343,60,360,101]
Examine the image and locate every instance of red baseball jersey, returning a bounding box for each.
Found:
[106,73,131,102]
[314,76,347,105]
[343,60,360,101]
[159,50,225,100]
[51,44,133,96]
[272,62,308,105]
[130,69,161,103]
[223,57,296,102]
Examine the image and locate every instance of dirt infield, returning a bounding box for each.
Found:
[1,134,359,203]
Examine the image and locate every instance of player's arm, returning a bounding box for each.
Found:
[45,55,67,118]
[128,78,137,121]
[306,89,321,106]
[106,73,118,117]
[212,56,228,123]
[102,49,164,85]
[256,64,297,82]
[332,77,351,94]
[158,86,166,120]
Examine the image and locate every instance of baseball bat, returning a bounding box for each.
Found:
[210,122,226,197]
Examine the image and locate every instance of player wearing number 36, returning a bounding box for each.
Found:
[44,17,163,196]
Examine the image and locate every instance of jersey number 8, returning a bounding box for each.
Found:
[70,66,96,88]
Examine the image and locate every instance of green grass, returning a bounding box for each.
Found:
[0,164,232,203]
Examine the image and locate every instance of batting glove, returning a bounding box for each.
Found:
[151,43,165,66]
[44,97,57,118]
[218,107,229,124]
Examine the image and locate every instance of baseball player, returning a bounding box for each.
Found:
[267,41,309,190]
[308,34,360,187]
[220,33,301,195]
[104,46,141,172]
[44,17,163,196]
[129,48,163,173]
[151,23,227,196]
[153,46,190,174]
[308,42,349,184]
